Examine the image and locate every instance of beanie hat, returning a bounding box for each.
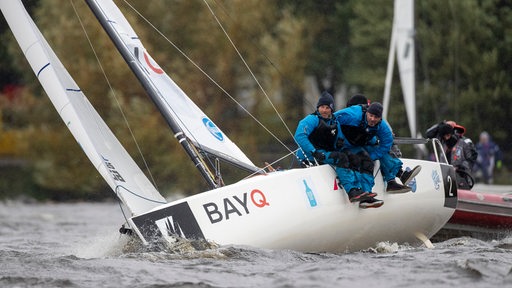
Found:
[346,94,368,107]
[316,91,335,111]
[367,102,383,118]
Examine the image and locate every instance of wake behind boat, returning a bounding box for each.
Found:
[1,0,457,253]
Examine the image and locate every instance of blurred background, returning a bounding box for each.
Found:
[1,0,510,200]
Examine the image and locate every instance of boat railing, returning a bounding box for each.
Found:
[430,138,450,164]
[393,137,449,165]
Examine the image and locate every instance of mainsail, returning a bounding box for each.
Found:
[85,0,260,182]
[383,0,416,138]
[0,1,166,216]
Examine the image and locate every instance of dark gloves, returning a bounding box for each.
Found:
[335,138,344,149]
[312,150,326,161]
[328,151,349,168]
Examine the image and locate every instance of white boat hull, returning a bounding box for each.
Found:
[130,159,457,252]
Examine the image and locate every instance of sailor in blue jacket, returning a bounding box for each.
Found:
[343,95,421,193]
[294,92,378,205]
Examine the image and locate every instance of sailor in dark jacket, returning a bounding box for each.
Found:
[344,95,421,193]
[334,101,421,202]
[294,92,378,205]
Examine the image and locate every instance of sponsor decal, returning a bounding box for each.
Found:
[432,169,441,191]
[203,189,269,224]
[157,216,186,239]
[102,156,125,182]
[143,51,164,74]
[404,167,417,192]
[131,202,205,242]
[302,179,317,207]
[202,117,224,141]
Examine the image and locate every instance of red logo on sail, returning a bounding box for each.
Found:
[144,52,163,74]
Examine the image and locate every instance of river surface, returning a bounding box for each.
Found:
[1,201,511,288]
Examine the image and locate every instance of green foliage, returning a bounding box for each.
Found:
[1,0,512,200]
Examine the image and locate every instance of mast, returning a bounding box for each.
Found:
[85,0,219,189]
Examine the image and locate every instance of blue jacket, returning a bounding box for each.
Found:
[294,112,337,161]
[334,105,394,160]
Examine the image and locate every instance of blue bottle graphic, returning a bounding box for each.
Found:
[303,179,317,207]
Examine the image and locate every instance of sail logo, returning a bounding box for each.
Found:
[203,189,269,224]
[202,117,224,141]
[101,156,125,182]
[143,51,164,74]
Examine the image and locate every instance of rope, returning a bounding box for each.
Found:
[70,0,159,190]
[122,0,296,156]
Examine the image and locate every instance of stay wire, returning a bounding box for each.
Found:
[121,0,295,156]
[69,0,160,194]
[205,0,312,162]
[202,0,297,148]
[210,0,320,113]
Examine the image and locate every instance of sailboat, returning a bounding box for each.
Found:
[1,0,458,253]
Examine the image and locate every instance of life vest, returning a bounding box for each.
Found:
[308,113,338,151]
[340,105,377,146]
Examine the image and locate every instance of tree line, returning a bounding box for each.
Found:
[0,0,510,200]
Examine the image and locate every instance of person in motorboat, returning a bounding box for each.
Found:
[344,94,421,194]
[425,120,477,189]
[294,91,382,208]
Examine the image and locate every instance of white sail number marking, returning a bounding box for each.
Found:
[102,157,125,183]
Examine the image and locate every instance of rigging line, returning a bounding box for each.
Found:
[206,0,315,161]
[69,0,160,190]
[121,0,295,155]
[202,0,296,146]
[209,0,319,117]
[243,149,300,179]
[209,0,300,92]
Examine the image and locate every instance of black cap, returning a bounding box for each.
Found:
[346,94,368,107]
[367,102,383,118]
[316,91,334,111]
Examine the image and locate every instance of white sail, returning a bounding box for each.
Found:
[383,0,416,138]
[87,0,258,172]
[0,1,166,216]
[395,0,416,138]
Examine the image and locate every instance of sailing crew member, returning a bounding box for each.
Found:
[294,91,381,208]
[334,101,418,205]
[344,94,421,193]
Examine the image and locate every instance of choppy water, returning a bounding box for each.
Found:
[1,201,511,288]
